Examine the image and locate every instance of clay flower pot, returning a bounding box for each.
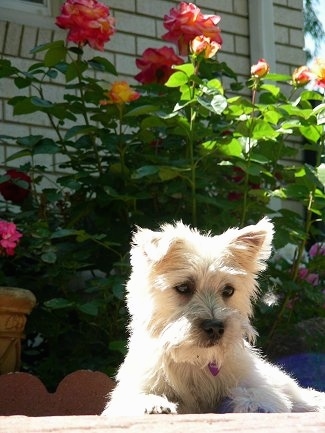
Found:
[0,287,36,374]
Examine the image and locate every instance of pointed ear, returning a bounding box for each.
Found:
[130,225,174,266]
[227,217,274,273]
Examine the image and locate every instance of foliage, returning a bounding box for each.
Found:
[0,1,325,388]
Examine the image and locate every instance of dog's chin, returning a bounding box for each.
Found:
[198,335,223,348]
[167,337,225,369]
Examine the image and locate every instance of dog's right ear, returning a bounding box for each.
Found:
[130,227,173,265]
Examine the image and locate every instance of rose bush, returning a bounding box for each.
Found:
[0,0,324,387]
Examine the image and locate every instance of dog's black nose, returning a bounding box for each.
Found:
[201,319,225,339]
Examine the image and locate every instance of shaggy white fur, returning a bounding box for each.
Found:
[102,218,325,415]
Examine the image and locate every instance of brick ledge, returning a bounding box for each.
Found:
[0,413,324,433]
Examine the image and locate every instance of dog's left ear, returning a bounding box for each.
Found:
[227,217,274,273]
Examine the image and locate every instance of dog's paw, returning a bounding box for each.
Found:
[229,386,291,413]
[102,393,177,416]
[143,394,178,414]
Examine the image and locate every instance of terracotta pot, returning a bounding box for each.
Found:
[0,287,36,374]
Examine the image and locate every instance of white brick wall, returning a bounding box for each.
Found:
[0,0,305,168]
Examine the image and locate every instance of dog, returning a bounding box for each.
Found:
[102,218,325,415]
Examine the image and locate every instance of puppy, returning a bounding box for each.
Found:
[102,218,325,415]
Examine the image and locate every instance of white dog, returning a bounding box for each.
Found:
[102,218,325,415]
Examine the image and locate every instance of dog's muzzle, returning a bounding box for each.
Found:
[201,319,225,341]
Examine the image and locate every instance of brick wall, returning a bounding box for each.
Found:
[0,0,305,168]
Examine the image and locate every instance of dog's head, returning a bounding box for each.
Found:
[126,218,274,369]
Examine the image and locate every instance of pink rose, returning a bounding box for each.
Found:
[0,220,22,256]
[162,2,222,56]
[56,0,116,51]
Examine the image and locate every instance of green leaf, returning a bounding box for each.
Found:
[78,300,99,316]
[313,103,325,125]
[88,56,117,75]
[65,60,88,82]
[197,94,227,114]
[265,73,291,82]
[64,125,97,140]
[172,63,195,76]
[317,163,325,187]
[10,97,39,115]
[299,125,322,144]
[41,250,57,264]
[165,71,189,88]
[51,229,78,239]
[220,139,242,156]
[14,76,32,89]
[44,298,75,310]
[109,340,127,355]
[31,96,54,108]
[0,59,19,77]
[5,149,32,162]
[260,84,281,97]
[207,78,224,94]
[44,41,68,68]
[34,138,60,154]
[30,40,66,54]
[158,166,180,181]
[132,165,159,179]
[125,105,159,117]
[251,119,278,139]
[17,135,43,147]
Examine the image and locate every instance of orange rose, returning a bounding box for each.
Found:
[135,46,184,84]
[310,57,325,88]
[100,81,140,105]
[190,35,221,59]
[250,59,270,78]
[292,65,312,87]
[56,0,116,51]
[162,2,222,56]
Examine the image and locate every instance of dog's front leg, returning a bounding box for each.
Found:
[102,391,178,416]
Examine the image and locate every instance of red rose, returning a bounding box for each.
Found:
[162,2,222,56]
[0,169,31,204]
[56,0,116,51]
[135,46,184,85]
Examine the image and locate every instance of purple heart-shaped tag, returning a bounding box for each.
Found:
[208,362,220,376]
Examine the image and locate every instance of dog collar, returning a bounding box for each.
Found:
[208,362,220,376]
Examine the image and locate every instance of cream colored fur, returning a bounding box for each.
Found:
[102,218,325,415]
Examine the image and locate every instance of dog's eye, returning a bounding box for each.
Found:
[222,285,235,298]
[174,282,194,295]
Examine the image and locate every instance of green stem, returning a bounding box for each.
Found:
[117,105,127,182]
[240,87,257,226]
[189,106,197,226]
